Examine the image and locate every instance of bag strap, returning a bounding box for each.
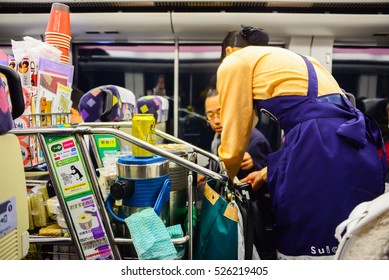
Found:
[234,183,255,260]
[244,199,254,260]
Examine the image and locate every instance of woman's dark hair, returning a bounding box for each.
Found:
[220,25,269,61]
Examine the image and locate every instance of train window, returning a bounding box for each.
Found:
[173,45,220,149]
[75,44,176,98]
[74,43,219,149]
[332,47,389,103]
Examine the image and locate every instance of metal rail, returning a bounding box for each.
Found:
[78,121,226,173]
[27,125,229,181]
[29,236,189,245]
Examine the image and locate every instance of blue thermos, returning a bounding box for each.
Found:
[106,155,170,224]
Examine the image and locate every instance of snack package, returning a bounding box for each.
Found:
[28,182,50,227]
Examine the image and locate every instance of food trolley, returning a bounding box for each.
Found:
[11,123,229,260]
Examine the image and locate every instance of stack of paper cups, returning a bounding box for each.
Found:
[44,3,71,64]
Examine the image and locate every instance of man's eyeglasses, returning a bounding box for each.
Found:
[206,110,221,121]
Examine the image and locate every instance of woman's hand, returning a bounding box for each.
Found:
[241,167,267,192]
[240,152,254,170]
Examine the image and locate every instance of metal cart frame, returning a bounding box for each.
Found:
[11,125,228,260]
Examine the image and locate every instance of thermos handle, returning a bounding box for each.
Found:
[105,194,126,223]
[99,88,113,122]
[0,64,24,119]
[153,179,171,216]
[105,178,171,222]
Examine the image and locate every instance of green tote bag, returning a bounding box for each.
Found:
[194,180,238,260]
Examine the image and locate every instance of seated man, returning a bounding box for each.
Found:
[198,89,272,184]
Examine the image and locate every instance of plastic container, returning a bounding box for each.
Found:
[56,213,68,229]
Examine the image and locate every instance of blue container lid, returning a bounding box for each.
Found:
[117,155,167,165]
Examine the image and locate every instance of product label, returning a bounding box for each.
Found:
[97,137,117,148]
[45,136,91,198]
[43,135,114,260]
[0,197,17,238]
[67,195,113,260]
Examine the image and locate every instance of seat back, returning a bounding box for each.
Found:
[361,98,388,123]
[79,85,136,166]
[334,191,389,259]
[0,64,29,260]
[0,134,30,259]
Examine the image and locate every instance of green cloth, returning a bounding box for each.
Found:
[167,224,184,238]
[125,208,177,260]
[167,224,185,259]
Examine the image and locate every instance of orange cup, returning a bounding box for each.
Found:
[45,35,71,43]
[55,46,69,57]
[45,34,71,40]
[45,40,70,49]
[45,32,71,40]
[60,58,70,64]
[46,3,71,36]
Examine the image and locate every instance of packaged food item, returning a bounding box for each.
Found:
[45,196,61,216]
[38,223,65,237]
[97,161,117,200]
[56,213,68,229]
[45,196,69,229]
[28,184,49,227]
[26,194,35,231]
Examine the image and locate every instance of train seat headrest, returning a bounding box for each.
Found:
[136,95,169,123]
[361,98,388,124]
[79,85,136,122]
[0,80,13,134]
[0,64,25,134]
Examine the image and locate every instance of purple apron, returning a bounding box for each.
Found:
[255,55,386,259]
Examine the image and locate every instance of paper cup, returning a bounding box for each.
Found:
[45,41,70,49]
[45,36,71,44]
[45,33,71,39]
[60,55,69,61]
[45,37,70,44]
[60,55,70,63]
[46,3,71,36]
[45,31,71,40]
[57,47,69,56]
[45,35,71,41]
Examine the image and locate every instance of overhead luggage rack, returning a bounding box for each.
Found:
[10,124,228,260]
[1,1,389,14]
